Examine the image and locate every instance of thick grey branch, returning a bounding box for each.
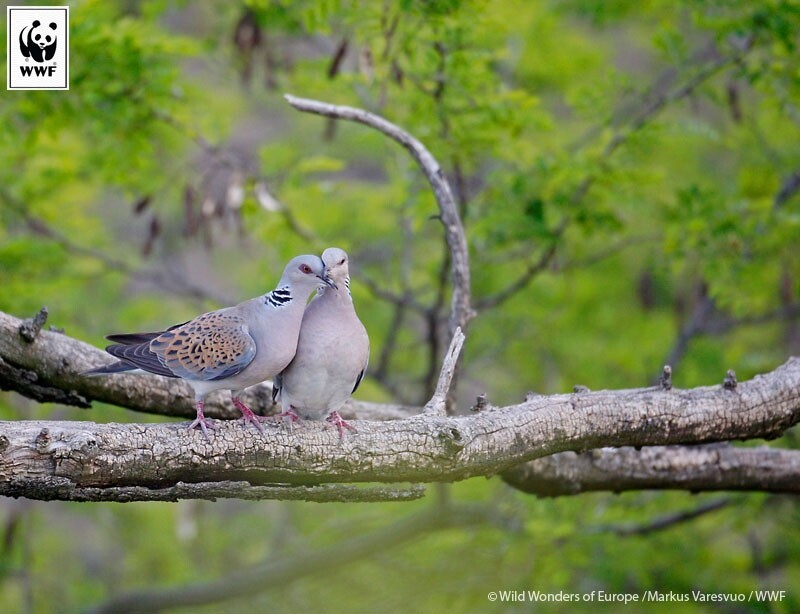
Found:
[502,444,800,497]
[0,478,424,503]
[3,310,800,501]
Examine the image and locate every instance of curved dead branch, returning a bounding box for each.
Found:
[283,94,473,339]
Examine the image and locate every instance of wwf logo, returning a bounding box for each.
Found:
[19,19,58,63]
[7,6,69,90]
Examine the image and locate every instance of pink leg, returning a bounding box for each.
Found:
[232,397,265,434]
[188,401,214,440]
[326,411,357,439]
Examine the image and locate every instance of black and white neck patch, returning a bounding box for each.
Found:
[266,286,293,308]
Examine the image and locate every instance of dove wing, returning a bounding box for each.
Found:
[148,310,257,381]
[352,345,369,394]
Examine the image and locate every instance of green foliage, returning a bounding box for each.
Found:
[1,0,799,611]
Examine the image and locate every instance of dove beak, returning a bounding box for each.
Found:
[319,273,338,290]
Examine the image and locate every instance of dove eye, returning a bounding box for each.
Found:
[338,258,346,265]
[299,264,313,274]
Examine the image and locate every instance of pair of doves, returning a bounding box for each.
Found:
[86,248,369,439]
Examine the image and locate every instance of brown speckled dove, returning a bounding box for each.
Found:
[85,254,334,437]
[273,247,370,438]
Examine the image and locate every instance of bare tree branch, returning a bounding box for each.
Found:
[1,309,800,501]
[593,498,732,536]
[283,94,473,341]
[475,244,557,311]
[502,444,800,497]
[660,293,800,378]
[2,479,425,504]
[423,326,465,416]
[571,36,754,204]
[359,275,428,316]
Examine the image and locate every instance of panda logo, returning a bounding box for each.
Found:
[19,20,58,63]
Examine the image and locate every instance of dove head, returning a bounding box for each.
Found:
[321,247,350,286]
[282,254,335,291]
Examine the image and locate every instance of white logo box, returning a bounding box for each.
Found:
[7,6,69,90]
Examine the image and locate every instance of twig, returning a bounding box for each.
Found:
[596,498,731,536]
[723,369,738,390]
[570,36,754,205]
[369,295,408,372]
[363,205,427,400]
[660,296,800,378]
[152,108,218,154]
[471,55,677,312]
[476,234,658,312]
[475,244,557,310]
[279,201,321,245]
[423,326,465,416]
[18,307,49,343]
[774,169,800,209]
[359,275,428,315]
[660,365,673,391]
[363,208,424,401]
[660,293,716,379]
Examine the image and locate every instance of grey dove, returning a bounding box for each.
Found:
[85,254,334,437]
[273,247,369,438]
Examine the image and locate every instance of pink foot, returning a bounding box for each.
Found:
[326,411,357,439]
[233,397,265,434]
[280,408,299,422]
[274,407,299,432]
[188,401,214,440]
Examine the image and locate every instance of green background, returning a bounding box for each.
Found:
[1,0,798,611]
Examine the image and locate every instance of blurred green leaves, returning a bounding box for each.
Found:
[1,0,799,611]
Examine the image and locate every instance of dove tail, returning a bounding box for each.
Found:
[105,342,178,378]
